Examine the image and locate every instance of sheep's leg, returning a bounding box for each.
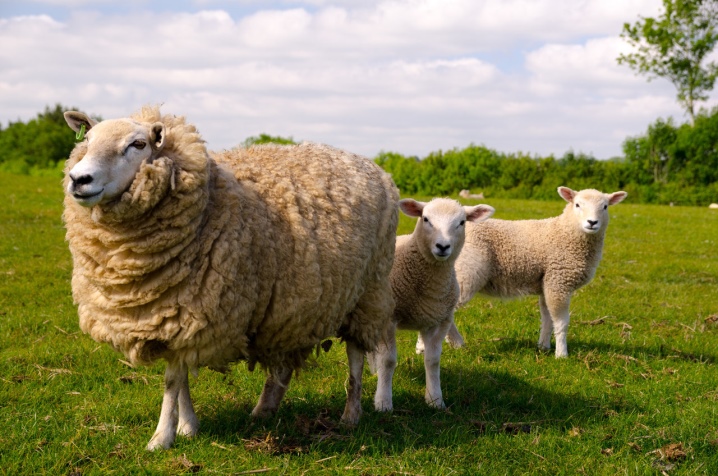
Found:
[538,294,553,351]
[341,340,365,425]
[415,333,425,354]
[371,323,397,412]
[251,366,293,418]
[177,371,199,437]
[420,319,451,409]
[444,316,465,349]
[147,359,188,451]
[544,291,571,358]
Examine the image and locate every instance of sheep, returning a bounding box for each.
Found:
[446,187,627,358]
[61,105,399,450]
[368,198,494,411]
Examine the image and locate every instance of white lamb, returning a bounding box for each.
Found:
[62,106,399,450]
[447,187,627,358]
[369,198,494,411]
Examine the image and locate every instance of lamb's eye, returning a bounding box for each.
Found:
[459,220,465,226]
[603,205,608,210]
[423,216,428,223]
[131,140,146,150]
[575,203,580,208]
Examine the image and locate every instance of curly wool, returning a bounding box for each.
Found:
[64,106,398,373]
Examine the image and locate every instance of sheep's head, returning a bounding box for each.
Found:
[64,111,166,207]
[558,186,627,235]
[401,198,494,263]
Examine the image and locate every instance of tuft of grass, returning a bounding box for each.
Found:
[1,173,717,474]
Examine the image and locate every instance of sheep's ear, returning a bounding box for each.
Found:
[399,198,425,218]
[607,191,627,205]
[558,186,576,203]
[464,204,494,223]
[64,111,97,134]
[150,122,166,152]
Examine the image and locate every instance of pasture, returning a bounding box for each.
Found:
[1,171,716,475]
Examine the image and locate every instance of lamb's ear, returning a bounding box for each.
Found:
[464,204,494,223]
[150,122,166,152]
[558,186,576,203]
[399,198,425,218]
[64,111,97,134]
[607,191,627,205]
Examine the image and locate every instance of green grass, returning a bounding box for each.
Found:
[1,171,717,475]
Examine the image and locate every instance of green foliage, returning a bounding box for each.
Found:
[617,0,718,121]
[2,174,718,474]
[0,104,82,176]
[242,133,297,147]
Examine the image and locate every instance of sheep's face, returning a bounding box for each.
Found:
[401,198,494,262]
[559,187,627,235]
[64,112,165,207]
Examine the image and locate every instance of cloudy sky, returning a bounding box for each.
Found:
[1,0,717,160]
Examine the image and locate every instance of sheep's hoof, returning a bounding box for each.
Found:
[250,407,277,419]
[340,407,362,427]
[146,432,175,451]
[554,351,569,359]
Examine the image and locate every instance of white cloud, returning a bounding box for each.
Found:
[0,0,715,161]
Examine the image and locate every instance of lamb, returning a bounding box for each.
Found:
[61,105,399,450]
[447,187,627,358]
[369,198,494,411]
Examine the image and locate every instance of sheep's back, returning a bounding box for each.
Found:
[213,142,398,360]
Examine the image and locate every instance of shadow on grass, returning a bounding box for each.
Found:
[195,361,640,456]
[490,336,717,364]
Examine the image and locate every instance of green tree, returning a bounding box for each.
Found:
[242,133,296,147]
[618,0,718,123]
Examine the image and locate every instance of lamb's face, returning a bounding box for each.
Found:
[558,187,628,235]
[401,198,494,262]
[64,112,165,207]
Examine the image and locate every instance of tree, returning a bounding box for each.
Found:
[617,0,718,123]
[241,133,296,147]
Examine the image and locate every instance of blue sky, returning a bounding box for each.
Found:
[1,0,716,160]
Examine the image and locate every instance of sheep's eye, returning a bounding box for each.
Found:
[603,205,608,210]
[575,203,580,208]
[423,216,428,223]
[459,220,465,226]
[131,140,146,150]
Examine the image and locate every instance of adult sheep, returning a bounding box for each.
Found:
[370,198,494,411]
[446,187,627,358]
[62,105,399,450]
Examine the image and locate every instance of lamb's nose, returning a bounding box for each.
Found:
[436,243,450,253]
[71,173,93,186]
[587,219,598,227]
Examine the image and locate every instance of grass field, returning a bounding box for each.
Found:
[1,171,717,475]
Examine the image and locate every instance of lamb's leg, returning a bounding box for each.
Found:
[538,294,553,352]
[177,371,199,437]
[420,319,452,409]
[341,340,365,425]
[415,333,425,354]
[371,323,397,412]
[147,359,188,450]
[444,316,465,349]
[544,290,571,358]
[251,366,293,418]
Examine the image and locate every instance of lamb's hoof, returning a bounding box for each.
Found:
[374,400,393,413]
[177,418,199,437]
[537,343,551,353]
[426,397,446,410]
[146,431,175,451]
[445,336,465,349]
[554,351,569,359]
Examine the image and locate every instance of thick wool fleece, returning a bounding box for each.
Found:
[390,234,459,330]
[456,202,605,303]
[63,106,398,373]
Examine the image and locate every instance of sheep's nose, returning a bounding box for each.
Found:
[436,243,450,253]
[587,219,598,227]
[70,173,93,186]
